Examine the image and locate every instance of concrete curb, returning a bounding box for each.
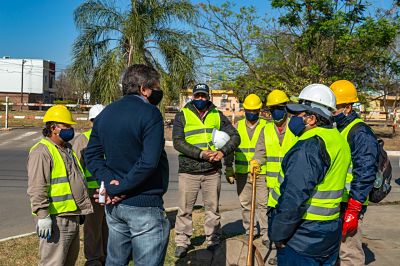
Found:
[387,151,400,156]
[0,232,36,242]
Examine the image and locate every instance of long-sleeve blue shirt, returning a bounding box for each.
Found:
[336,111,379,203]
[269,135,342,257]
[85,94,168,207]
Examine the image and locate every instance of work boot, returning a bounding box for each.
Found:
[174,246,188,258]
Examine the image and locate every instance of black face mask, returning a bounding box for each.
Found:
[148,89,163,105]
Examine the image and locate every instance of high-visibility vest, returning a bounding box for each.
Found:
[235,119,266,174]
[82,129,99,189]
[292,127,350,221]
[339,118,369,205]
[264,121,297,207]
[182,107,220,150]
[30,138,84,215]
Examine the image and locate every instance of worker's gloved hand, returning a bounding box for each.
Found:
[342,198,362,238]
[37,215,52,239]
[225,166,235,184]
[249,160,261,177]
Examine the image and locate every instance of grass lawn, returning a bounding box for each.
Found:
[0,208,221,266]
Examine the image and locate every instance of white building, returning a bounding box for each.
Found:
[0,57,56,105]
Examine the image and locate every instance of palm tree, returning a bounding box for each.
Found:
[71,0,199,104]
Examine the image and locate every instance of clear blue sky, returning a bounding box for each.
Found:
[0,0,394,73]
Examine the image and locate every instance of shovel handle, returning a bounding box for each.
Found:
[246,169,257,266]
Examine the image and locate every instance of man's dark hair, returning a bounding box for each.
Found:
[120,64,160,95]
[42,122,55,137]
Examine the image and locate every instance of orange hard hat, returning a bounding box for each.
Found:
[330,80,359,105]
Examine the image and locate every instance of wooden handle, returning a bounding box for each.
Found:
[246,170,257,266]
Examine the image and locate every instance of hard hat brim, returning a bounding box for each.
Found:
[43,120,77,125]
[286,103,332,120]
[243,102,262,110]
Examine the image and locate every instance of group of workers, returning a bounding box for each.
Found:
[172,80,378,266]
[27,61,378,266]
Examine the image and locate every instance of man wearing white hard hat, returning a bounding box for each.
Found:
[72,104,107,266]
[268,84,351,265]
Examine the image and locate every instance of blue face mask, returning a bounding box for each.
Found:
[333,112,346,126]
[271,108,287,122]
[58,128,75,142]
[192,99,208,110]
[288,116,306,136]
[245,112,259,122]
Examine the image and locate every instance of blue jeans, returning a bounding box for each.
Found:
[105,204,170,266]
[277,245,338,266]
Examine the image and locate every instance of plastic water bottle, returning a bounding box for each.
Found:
[98,181,105,204]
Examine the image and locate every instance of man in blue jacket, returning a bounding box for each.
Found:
[85,64,170,266]
[269,84,351,265]
[330,80,379,266]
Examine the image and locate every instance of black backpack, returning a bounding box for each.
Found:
[347,122,392,203]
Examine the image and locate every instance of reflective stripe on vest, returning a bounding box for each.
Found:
[30,138,84,215]
[339,118,369,205]
[264,121,298,207]
[235,119,266,174]
[297,127,351,221]
[182,107,220,151]
[82,129,99,189]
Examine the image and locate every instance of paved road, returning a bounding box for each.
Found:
[0,128,399,239]
[0,128,239,239]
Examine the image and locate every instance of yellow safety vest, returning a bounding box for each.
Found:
[82,129,99,189]
[293,127,350,221]
[30,138,84,215]
[339,118,369,205]
[264,121,297,207]
[235,119,267,174]
[182,107,220,150]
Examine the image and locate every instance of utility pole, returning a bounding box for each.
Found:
[20,59,26,110]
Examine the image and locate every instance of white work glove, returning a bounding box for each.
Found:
[37,215,52,239]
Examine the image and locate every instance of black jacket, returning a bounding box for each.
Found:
[336,111,379,203]
[172,101,240,173]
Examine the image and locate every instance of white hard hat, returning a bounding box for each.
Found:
[287,84,336,119]
[212,129,230,150]
[89,104,105,121]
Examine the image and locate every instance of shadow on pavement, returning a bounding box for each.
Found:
[221,219,245,236]
[363,243,376,265]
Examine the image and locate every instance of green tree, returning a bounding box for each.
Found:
[194,1,269,95]
[268,0,400,94]
[71,0,199,105]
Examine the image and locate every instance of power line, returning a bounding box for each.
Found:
[0,59,68,72]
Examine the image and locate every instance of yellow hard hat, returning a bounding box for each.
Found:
[330,80,359,105]
[43,105,76,125]
[266,90,289,107]
[243,94,262,110]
